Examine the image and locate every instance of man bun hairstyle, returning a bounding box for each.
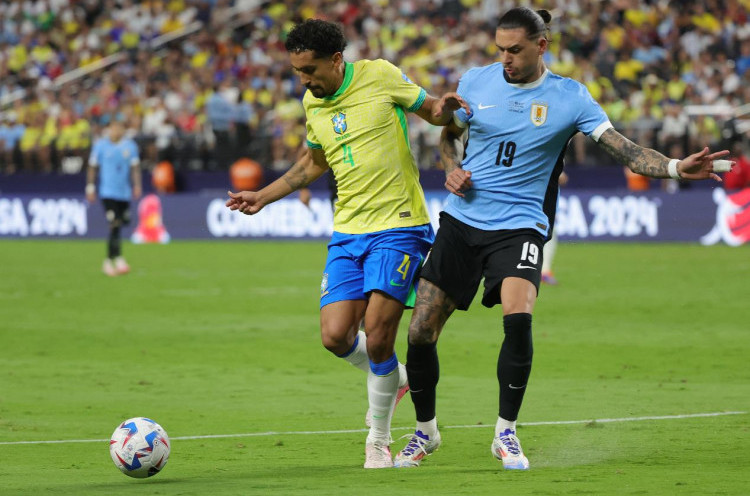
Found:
[285,19,347,58]
[497,7,551,40]
[536,9,552,24]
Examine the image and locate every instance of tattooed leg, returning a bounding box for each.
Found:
[405,279,457,422]
[408,279,457,345]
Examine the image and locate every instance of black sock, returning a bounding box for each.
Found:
[406,341,439,422]
[108,225,121,259]
[498,313,533,421]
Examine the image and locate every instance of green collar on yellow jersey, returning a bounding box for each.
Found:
[323,61,353,101]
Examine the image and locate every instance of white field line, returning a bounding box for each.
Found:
[0,410,745,446]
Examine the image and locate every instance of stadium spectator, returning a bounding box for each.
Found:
[660,101,693,159]
[20,111,44,172]
[233,90,254,160]
[205,81,235,169]
[735,39,750,78]
[0,112,25,174]
[86,120,142,276]
[225,18,469,469]
[395,7,734,472]
[1,1,749,173]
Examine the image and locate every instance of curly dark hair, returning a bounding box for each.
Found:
[285,19,347,58]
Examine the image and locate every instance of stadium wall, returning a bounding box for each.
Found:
[1,189,747,246]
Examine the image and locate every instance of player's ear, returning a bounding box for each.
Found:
[538,37,547,55]
[331,52,343,68]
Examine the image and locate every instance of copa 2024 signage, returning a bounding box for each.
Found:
[0,197,87,236]
[0,188,746,245]
[556,194,659,238]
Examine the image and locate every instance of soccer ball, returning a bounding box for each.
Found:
[109,417,170,478]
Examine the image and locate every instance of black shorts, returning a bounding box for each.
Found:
[420,212,545,310]
[101,199,131,225]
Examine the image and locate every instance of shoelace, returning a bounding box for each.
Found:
[398,433,428,456]
[499,433,521,455]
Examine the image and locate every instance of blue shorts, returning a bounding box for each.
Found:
[320,224,434,309]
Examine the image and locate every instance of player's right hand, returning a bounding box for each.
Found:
[226,190,263,215]
[445,168,472,197]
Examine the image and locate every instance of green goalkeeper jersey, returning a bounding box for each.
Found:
[304,59,430,234]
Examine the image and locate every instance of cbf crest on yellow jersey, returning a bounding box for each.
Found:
[304,59,430,234]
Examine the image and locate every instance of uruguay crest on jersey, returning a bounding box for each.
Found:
[531,102,548,126]
[332,112,347,134]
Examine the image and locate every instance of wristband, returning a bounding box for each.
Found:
[713,159,732,173]
[667,159,681,180]
[86,183,96,195]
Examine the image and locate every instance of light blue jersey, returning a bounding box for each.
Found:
[89,137,140,201]
[447,65,612,237]
[2,123,25,151]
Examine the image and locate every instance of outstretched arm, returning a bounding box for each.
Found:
[439,121,473,197]
[226,147,329,215]
[415,92,472,126]
[596,127,732,181]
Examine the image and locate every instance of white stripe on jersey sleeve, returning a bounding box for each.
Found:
[590,121,614,142]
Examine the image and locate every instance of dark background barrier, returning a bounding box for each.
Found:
[0,165,722,195]
[1,186,744,245]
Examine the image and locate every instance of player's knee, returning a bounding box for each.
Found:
[408,317,438,346]
[364,308,400,334]
[320,323,354,355]
[365,333,393,363]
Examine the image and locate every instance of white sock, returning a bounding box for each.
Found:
[496,416,517,436]
[398,362,408,388]
[416,418,438,438]
[340,330,370,373]
[366,367,399,444]
[542,231,558,274]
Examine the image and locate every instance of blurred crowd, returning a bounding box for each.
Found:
[1,0,749,177]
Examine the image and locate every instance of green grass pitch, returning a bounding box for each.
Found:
[1,239,748,495]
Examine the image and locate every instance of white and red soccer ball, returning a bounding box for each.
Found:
[109,417,170,478]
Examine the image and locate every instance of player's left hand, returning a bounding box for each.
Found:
[445,168,473,197]
[678,147,734,182]
[433,92,472,119]
[133,186,142,200]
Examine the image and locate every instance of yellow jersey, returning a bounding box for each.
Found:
[304,59,429,234]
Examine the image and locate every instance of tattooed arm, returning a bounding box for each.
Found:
[440,121,474,197]
[226,147,330,215]
[596,127,728,181]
